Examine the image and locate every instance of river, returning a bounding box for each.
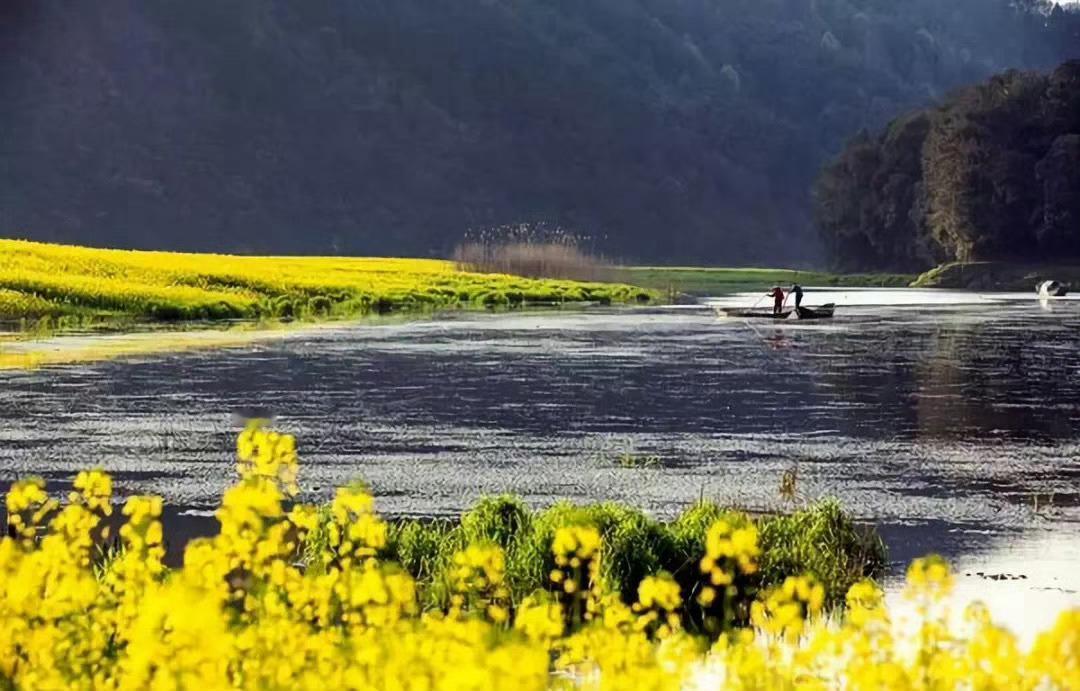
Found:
[1,288,1077,642]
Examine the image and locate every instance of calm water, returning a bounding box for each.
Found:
[1,288,1078,639]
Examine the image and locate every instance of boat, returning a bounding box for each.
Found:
[795,303,836,320]
[716,308,793,319]
[1037,280,1068,297]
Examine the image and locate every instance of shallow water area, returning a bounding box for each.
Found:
[884,529,1079,649]
[1,288,1078,640]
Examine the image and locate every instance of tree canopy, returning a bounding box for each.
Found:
[817,60,1080,271]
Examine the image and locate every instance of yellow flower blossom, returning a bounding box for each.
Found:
[0,426,1076,690]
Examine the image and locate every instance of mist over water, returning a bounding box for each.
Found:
[1,289,1077,637]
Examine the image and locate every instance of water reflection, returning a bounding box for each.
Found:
[914,320,1079,441]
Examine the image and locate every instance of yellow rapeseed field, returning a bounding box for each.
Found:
[1,424,1077,689]
[0,239,653,322]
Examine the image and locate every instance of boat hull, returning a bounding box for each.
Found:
[795,303,836,320]
[717,308,793,319]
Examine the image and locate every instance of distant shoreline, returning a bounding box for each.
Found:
[913,262,1080,291]
[613,266,915,298]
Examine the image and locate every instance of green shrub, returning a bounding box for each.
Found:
[668,501,758,563]
[480,291,508,307]
[306,494,886,632]
[759,500,887,606]
[460,495,532,551]
[523,503,653,601]
[307,295,333,315]
[387,519,457,582]
[666,502,762,631]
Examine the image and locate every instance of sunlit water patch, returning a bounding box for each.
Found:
[884,529,1080,647]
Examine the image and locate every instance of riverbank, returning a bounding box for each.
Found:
[614,266,915,297]
[0,238,661,367]
[0,239,654,325]
[913,261,1080,291]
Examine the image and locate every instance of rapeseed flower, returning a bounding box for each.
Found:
[0,426,1077,689]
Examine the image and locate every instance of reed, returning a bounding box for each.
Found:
[452,222,616,282]
[453,241,614,283]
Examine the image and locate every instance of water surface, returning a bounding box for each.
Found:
[1,288,1077,639]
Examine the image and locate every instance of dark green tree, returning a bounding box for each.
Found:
[818,59,1080,270]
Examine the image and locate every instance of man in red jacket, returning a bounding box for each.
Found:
[767,286,786,315]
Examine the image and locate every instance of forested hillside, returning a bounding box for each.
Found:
[816,60,1080,271]
[2,0,1078,264]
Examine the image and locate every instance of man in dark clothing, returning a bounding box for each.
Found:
[790,284,804,309]
[767,286,785,315]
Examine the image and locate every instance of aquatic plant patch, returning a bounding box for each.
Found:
[374,496,885,625]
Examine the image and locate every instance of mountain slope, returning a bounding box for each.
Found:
[2,0,1078,264]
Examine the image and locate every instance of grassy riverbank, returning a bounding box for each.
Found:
[913,261,1080,291]
[615,266,915,297]
[0,239,654,325]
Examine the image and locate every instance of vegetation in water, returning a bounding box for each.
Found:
[6,2,1080,266]
[0,239,654,324]
[374,495,884,622]
[614,452,662,469]
[1,423,1077,689]
[816,60,1080,272]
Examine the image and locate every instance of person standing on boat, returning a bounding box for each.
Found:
[789,284,804,309]
[767,286,785,315]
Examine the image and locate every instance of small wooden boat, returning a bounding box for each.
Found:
[717,308,793,319]
[795,303,836,320]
